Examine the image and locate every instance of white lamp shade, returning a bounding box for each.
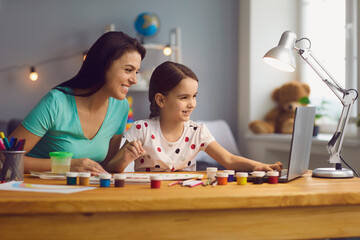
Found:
[263,46,296,72]
[263,31,297,72]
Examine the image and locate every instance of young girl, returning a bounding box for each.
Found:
[110,61,282,172]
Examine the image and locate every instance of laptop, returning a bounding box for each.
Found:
[250,106,316,183]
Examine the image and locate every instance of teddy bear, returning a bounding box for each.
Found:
[249,81,311,134]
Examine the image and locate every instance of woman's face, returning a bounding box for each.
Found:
[103,51,142,100]
[160,77,198,122]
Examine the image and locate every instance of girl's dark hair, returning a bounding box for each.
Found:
[55,31,146,96]
[148,61,198,118]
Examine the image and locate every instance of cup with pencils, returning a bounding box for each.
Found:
[0,132,26,182]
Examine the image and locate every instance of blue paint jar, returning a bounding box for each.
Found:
[224,170,235,182]
[66,172,78,185]
[99,173,111,187]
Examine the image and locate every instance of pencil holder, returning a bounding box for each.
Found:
[0,150,26,182]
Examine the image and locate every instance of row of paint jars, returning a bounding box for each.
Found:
[206,168,279,185]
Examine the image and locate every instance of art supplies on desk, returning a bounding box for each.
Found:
[30,172,204,185]
[90,173,204,185]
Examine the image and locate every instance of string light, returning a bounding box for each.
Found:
[0,50,85,82]
[163,46,172,56]
[29,66,38,81]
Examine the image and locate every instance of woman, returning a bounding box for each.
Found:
[10,31,146,175]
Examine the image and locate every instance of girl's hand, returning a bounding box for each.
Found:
[71,158,108,176]
[123,140,146,164]
[253,161,283,172]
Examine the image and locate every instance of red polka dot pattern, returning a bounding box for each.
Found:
[201,143,205,147]
[144,122,148,127]
[151,135,155,140]
[171,167,175,172]
[136,124,141,129]
[191,144,195,149]
[157,147,161,152]
[185,137,189,142]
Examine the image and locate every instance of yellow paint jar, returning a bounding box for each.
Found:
[236,172,248,185]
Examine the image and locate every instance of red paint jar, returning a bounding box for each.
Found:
[267,171,279,184]
[150,176,162,189]
[216,172,229,185]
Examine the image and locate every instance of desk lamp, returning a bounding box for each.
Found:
[263,31,358,178]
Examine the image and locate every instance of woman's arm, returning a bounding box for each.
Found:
[9,124,107,175]
[205,141,282,172]
[10,124,51,172]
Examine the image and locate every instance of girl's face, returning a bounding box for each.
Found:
[103,51,141,100]
[160,77,198,122]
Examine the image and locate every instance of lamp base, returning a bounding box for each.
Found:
[312,168,354,178]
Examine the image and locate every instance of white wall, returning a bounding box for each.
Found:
[238,0,299,156]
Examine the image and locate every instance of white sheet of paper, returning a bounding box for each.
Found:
[0,181,96,194]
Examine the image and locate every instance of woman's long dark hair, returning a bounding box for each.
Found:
[55,31,146,96]
[148,61,198,118]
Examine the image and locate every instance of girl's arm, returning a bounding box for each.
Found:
[205,141,283,172]
[9,124,107,175]
[104,139,145,173]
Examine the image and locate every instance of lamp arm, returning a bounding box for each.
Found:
[295,48,358,164]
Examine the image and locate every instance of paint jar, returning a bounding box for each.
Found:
[216,172,229,185]
[236,172,248,185]
[99,173,111,187]
[206,167,218,180]
[114,174,126,188]
[150,175,162,189]
[267,171,279,184]
[78,172,91,186]
[49,152,73,174]
[224,170,235,182]
[252,171,265,184]
[66,172,78,185]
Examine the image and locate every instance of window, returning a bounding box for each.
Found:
[300,0,358,132]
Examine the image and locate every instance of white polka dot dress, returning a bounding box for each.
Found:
[124,117,215,172]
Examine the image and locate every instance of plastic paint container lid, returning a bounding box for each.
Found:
[99,173,112,179]
[113,174,126,180]
[49,152,73,158]
[150,175,162,181]
[217,172,229,178]
[223,170,235,175]
[78,172,91,178]
[236,172,248,177]
[206,167,218,172]
[66,172,78,177]
[267,171,279,177]
[252,171,265,177]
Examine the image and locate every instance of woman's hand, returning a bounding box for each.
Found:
[71,158,108,176]
[122,140,146,164]
[253,161,283,172]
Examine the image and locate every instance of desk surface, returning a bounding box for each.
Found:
[1,172,360,240]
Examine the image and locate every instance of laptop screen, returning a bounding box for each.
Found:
[287,106,316,181]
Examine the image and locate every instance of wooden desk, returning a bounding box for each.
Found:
[1,172,360,240]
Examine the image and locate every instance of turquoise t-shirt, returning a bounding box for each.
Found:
[22,89,129,162]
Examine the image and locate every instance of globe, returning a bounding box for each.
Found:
[134,12,160,38]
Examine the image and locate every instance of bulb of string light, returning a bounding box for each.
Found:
[163,46,172,56]
[29,67,38,81]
